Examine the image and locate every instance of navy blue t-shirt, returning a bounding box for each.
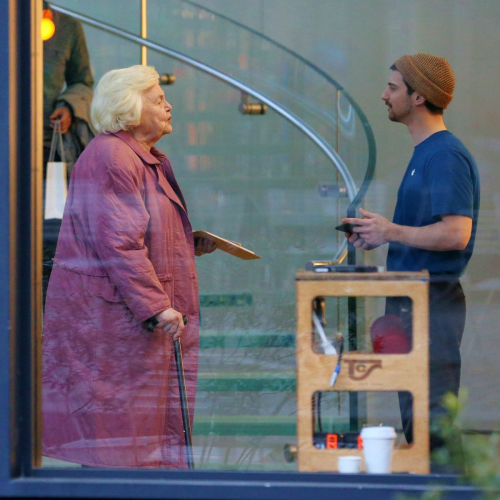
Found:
[387,130,480,277]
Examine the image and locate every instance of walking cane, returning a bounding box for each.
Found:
[175,315,194,469]
[145,314,194,469]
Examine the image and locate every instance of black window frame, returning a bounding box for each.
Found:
[0,1,483,498]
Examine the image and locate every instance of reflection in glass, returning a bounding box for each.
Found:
[41,0,374,471]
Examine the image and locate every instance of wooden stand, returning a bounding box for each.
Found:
[296,271,430,473]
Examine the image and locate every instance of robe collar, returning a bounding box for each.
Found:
[111,130,187,214]
[112,130,162,165]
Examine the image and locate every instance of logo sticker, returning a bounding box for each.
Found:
[344,359,382,380]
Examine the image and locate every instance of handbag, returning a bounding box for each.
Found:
[44,119,67,220]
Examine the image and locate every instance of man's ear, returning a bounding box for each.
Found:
[413,93,426,107]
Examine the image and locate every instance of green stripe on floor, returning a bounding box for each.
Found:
[197,372,296,392]
[193,415,297,436]
[199,329,295,349]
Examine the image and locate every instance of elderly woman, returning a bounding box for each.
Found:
[42,65,215,468]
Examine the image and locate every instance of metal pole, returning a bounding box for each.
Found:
[141,0,147,65]
[336,89,341,256]
[338,90,359,430]
[32,0,44,468]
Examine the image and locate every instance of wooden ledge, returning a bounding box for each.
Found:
[296,270,430,282]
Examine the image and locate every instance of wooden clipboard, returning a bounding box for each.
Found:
[193,230,260,260]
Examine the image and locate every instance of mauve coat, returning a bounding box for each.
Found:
[42,131,199,468]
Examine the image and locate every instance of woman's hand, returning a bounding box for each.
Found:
[194,237,217,257]
[155,308,185,341]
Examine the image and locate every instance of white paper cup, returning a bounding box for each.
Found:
[338,456,361,473]
[360,426,396,474]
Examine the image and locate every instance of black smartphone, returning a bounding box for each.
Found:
[335,222,359,234]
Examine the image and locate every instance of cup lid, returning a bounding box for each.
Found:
[360,426,396,439]
[338,456,361,462]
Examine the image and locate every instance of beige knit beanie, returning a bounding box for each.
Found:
[394,53,455,109]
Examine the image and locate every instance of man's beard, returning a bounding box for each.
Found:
[387,102,412,123]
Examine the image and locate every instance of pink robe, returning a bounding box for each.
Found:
[42,131,199,468]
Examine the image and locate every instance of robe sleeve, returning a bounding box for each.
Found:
[88,149,171,323]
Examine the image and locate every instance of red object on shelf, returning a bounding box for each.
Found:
[357,435,364,450]
[370,314,411,354]
[326,434,338,449]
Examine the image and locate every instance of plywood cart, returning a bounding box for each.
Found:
[296,271,430,473]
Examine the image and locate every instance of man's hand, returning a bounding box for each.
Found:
[342,208,393,250]
[194,237,217,257]
[154,308,185,341]
[343,209,472,252]
[50,106,72,134]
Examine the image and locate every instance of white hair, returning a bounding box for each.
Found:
[91,65,160,134]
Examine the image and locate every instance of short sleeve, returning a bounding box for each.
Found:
[429,150,474,220]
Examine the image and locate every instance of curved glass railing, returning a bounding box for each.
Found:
[176,0,377,214]
[45,1,376,471]
[51,4,357,199]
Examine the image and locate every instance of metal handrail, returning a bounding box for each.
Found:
[50,3,361,261]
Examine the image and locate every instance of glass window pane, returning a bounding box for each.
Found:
[36,0,494,482]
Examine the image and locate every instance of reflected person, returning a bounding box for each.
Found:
[43,2,95,304]
[43,1,95,167]
[42,65,215,468]
[343,54,480,451]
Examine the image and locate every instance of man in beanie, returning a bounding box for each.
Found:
[343,53,480,453]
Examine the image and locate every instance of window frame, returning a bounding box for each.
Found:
[0,1,483,498]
